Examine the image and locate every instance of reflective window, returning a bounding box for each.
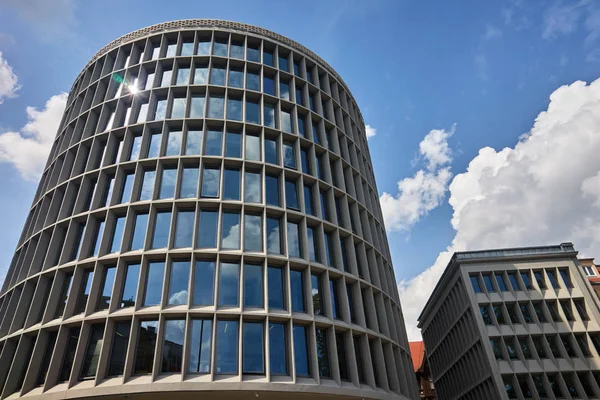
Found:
[244,171,262,203]
[151,211,172,249]
[37,331,57,385]
[264,75,275,95]
[179,167,199,198]
[197,40,210,55]
[160,69,172,87]
[213,40,228,57]
[494,304,506,324]
[189,319,213,373]
[245,134,261,161]
[228,67,243,88]
[243,322,264,374]
[264,104,276,128]
[120,263,140,308]
[263,50,274,66]
[280,81,290,100]
[96,266,116,311]
[268,266,284,309]
[162,319,185,373]
[495,273,508,291]
[283,141,296,169]
[167,261,190,306]
[278,55,289,72]
[171,97,186,118]
[81,324,105,379]
[534,270,546,289]
[154,99,167,120]
[507,272,519,291]
[480,305,492,325]
[166,43,177,57]
[227,97,242,121]
[330,279,341,319]
[244,263,263,307]
[216,320,238,374]
[129,136,142,161]
[110,216,126,253]
[301,149,311,174]
[134,320,158,374]
[210,66,226,85]
[143,261,165,306]
[294,61,300,76]
[347,284,356,322]
[205,130,223,155]
[159,168,177,199]
[298,116,305,137]
[482,275,494,292]
[148,133,162,158]
[244,213,262,252]
[185,130,202,155]
[266,217,282,254]
[197,210,218,248]
[312,123,320,144]
[265,138,278,164]
[201,166,220,197]
[107,321,131,376]
[246,70,260,91]
[281,110,292,133]
[223,168,241,200]
[304,185,314,215]
[208,95,224,119]
[291,269,305,312]
[58,328,80,382]
[296,87,303,106]
[139,169,156,201]
[269,323,287,374]
[194,65,209,84]
[316,328,330,378]
[293,325,310,376]
[225,130,242,158]
[166,131,182,156]
[221,211,241,250]
[247,45,260,62]
[218,262,239,306]
[287,221,301,258]
[189,95,205,118]
[307,227,320,263]
[547,270,560,289]
[75,270,93,314]
[193,260,215,305]
[285,179,299,210]
[312,273,324,315]
[520,302,533,323]
[521,271,533,289]
[92,220,105,256]
[181,42,194,56]
[265,174,280,206]
[144,73,155,91]
[559,268,573,288]
[246,99,260,124]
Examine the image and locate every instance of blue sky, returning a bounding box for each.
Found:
[2,0,600,339]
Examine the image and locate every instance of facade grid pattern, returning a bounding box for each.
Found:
[0,21,418,400]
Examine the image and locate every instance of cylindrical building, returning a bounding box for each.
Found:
[0,20,418,400]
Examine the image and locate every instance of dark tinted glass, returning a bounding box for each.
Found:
[244,264,263,307]
[197,210,218,248]
[268,266,284,309]
[58,328,80,382]
[285,179,299,210]
[265,174,280,206]
[120,263,140,308]
[291,269,305,312]
[225,131,242,158]
[107,321,131,376]
[243,322,264,374]
[223,168,241,200]
[293,325,309,376]
[81,324,105,379]
[75,270,93,314]
[336,332,349,381]
[96,266,116,311]
[134,320,158,374]
[266,217,282,254]
[269,323,287,374]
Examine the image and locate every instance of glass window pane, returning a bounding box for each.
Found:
[189,95,205,118]
[129,136,142,161]
[189,319,213,373]
[197,40,210,55]
[213,41,228,57]
[197,210,218,248]
[205,130,223,156]
[265,139,278,165]
[316,328,330,378]
[244,213,262,252]
[244,264,263,307]
[171,98,186,119]
[266,217,282,254]
[246,99,260,124]
[162,320,185,373]
[75,270,93,314]
[185,130,202,155]
[208,95,224,119]
[147,133,162,158]
[471,275,482,293]
[110,216,126,253]
[159,168,177,199]
[246,71,260,91]
[245,134,261,161]
[166,43,177,57]
[243,322,264,373]
[58,328,80,382]
[221,212,240,250]
[223,168,241,200]
[264,76,275,95]
[320,191,329,221]
[179,167,199,198]
[218,262,239,306]
[210,66,226,85]
[216,320,238,374]
[285,179,299,210]
[143,261,165,306]
[228,68,243,88]
[160,70,172,87]
[312,273,323,314]
[151,211,172,249]
[298,116,305,137]
[263,50,273,66]
[278,55,289,71]
[120,263,140,308]
[280,81,290,100]
[139,170,156,201]
[134,320,158,374]
[165,131,182,156]
[193,260,215,305]
[247,46,259,62]
[181,42,194,56]
[265,174,280,206]
[92,220,104,256]
[244,171,262,203]
[268,266,284,309]
[293,325,309,376]
[281,110,292,133]
[154,99,167,120]
[301,149,310,175]
[167,261,190,305]
[227,97,242,121]
[107,321,131,376]
[269,323,287,374]
[225,131,242,158]
[264,104,276,128]
[304,185,314,215]
[330,279,340,318]
[287,221,301,258]
[201,167,220,197]
[96,266,116,311]
[291,269,305,312]
[283,142,296,169]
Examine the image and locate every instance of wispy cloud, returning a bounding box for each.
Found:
[483,24,503,40]
[365,124,377,140]
[0,52,20,104]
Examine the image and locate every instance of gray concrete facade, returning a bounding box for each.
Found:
[419,243,600,400]
[0,20,418,400]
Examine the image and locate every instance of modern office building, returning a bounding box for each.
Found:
[0,20,418,400]
[418,243,600,400]
[580,258,600,299]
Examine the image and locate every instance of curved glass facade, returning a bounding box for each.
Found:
[0,20,418,400]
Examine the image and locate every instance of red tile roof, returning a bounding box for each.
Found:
[409,341,426,372]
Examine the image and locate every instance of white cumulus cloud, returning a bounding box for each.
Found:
[0,93,67,181]
[0,52,20,103]
[365,124,376,139]
[399,78,600,340]
[380,126,454,232]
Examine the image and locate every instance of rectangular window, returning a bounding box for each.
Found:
[307,227,319,263]
[189,95,205,118]
[312,273,324,315]
[482,275,494,292]
[37,331,58,385]
[75,270,93,314]
[134,320,158,375]
[205,129,223,156]
[243,322,264,374]
[520,271,533,289]
[291,269,305,312]
[139,169,156,201]
[534,270,546,289]
[281,110,292,133]
[189,319,213,373]
[107,321,131,376]
[244,213,263,252]
[280,81,290,100]
[174,211,195,249]
[574,299,589,320]
[244,171,262,203]
[265,174,280,206]
[213,40,228,57]
[264,75,275,95]
[225,130,242,158]
[218,262,239,306]
[559,268,573,288]
[507,272,519,291]
[303,185,314,216]
[269,323,287,374]
[210,66,226,85]
[470,275,482,293]
[533,302,547,323]
[520,302,533,323]
[216,320,239,374]
[221,211,240,250]
[58,328,81,382]
[197,210,218,248]
[245,134,261,161]
[80,324,105,379]
[197,40,210,55]
[120,263,140,308]
[561,300,575,321]
[129,136,142,161]
[278,55,289,72]
[247,45,260,62]
[301,149,311,175]
[283,141,296,169]
[505,337,518,360]
[268,266,284,309]
[109,216,126,253]
[293,325,310,376]
[227,97,242,121]
[287,221,301,258]
[142,261,165,306]
[55,272,73,318]
[285,179,299,210]
[179,167,199,198]
[154,99,167,120]
[532,336,547,358]
[137,103,149,123]
[223,168,241,200]
[266,217,282,254]
[490,338,503,359]
[167,261,190,306]
[315,328,330,378]
[151,211,172,249]
[147,133,162,158]
[161,319,185,373]
[480,305,492,325]
[547,300,561,322]
[246,71,260,91]
[264,104,276,128]
[265,138,278,164]
[353,336,365,383]
[246,99,260,124]
[493,304,506,324]
[495,273,508,291]
[171,97,186,119]
[159,168,177,199]
[244,263,263,308]
[547,270,560,289]
[166,131,182,156]
[228,67,243,88]
[181,42,193,56]
[336,332,349,381]
[96,266,116,311]
[201,166,220,197]
[320,190,330,221]
[193,260,215,306]
[330,279,341,319]
[208,95,224,119]
[184,130,202,156]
